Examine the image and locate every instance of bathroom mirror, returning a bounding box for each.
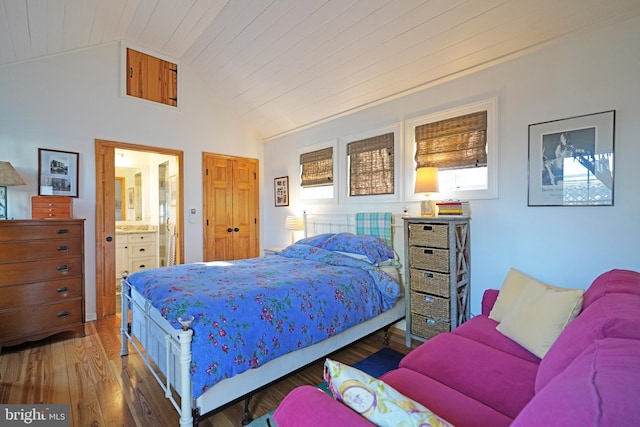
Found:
[115,167,144,221]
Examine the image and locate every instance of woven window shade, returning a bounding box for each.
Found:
[348,133,394,196]
[415,111,487,170]
[300,147,333,187]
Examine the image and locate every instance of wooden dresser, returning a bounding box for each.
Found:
[0,219,85,349]
[403,216,471,345]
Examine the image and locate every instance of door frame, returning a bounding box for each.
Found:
[95,139,184,318]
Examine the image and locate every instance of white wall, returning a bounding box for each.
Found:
[0,43,263,321]
[263,17,640,315]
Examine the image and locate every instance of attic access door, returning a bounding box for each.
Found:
[203,153,259,261]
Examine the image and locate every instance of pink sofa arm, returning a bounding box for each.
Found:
[482,289,499,316]
[273,385,373,427]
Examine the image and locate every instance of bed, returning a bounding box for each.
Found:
[120,212,407,427]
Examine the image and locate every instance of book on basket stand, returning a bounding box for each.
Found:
[436,201,470,216]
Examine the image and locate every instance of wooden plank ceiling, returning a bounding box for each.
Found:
[1,0,639,140]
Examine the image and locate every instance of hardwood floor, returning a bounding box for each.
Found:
[0,316,415,427]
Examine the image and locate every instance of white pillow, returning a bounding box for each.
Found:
[489,268,549,322]
[324,358,453,427]
[496,280,584,358]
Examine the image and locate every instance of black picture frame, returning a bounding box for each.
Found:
[38,148,80,197]
[528,110,615,206]
[274,176,289,207]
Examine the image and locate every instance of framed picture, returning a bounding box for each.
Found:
[169,175,177,206]
[127,187,134,206]
[0,186,7,219]
[38,148,79,197]
[528,110,615,206]
[274,176,289,207]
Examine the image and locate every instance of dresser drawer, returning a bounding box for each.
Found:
[0,239,82,262]
[0,222,83,242]
[410,268,450,297]
[129,240,155,258]
[31,196,73,219]
[129,256,156,273]
[127,233,156,243]
[0,257,82,286]
[411,314,450,340]
[410,291,450,321]
[0,300,82,341]
[408,224,449,249]
[0,278,82,310]
[409,246,450,273]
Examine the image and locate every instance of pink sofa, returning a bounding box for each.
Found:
[274,269,640,426]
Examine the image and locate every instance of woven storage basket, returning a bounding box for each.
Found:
[409,246,450,273]
[410,268,450,297]
[408,224,449,249]
[411,314,451,339]
[410,291,450,320]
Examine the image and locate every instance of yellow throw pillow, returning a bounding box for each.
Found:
[324,358,453,427]
[489,268,549,322]
[496,280,584,358]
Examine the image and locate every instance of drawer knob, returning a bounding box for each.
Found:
[424,296,435,303]
[138,264,146,268]
[57,311,70,318]
[57,286,69,293]
[56,265,69,272]
[423,249,433,254]
[57,245,69,252]
[138,248,145,252]
[423,272,434,279]
[56,229,70,235]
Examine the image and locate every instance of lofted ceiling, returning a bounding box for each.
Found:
[1,0,639,141]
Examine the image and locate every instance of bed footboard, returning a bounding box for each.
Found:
[120,278,195,427]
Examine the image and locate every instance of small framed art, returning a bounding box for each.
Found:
[528,110,615,206]
[169,175,177,206]
[38,148,79,197]
[274,176,289,207]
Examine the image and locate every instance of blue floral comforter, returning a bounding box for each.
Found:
[127,242,400,399]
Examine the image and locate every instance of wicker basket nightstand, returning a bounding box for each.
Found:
[404,216,471,345]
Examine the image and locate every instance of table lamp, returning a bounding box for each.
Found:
[414,167,439,216]
[0,161,26,220]
[285,215,304,244]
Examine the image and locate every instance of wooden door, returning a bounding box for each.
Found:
[95,141,117,318]
[203,153,259,261]
[95,140,184,318]
[232,159,258,259]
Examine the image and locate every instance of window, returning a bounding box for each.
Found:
[126,48,178,107]
[348,133,395,196]
[405,98,498,200]
[300,147,333,187]
[299,141,336,201]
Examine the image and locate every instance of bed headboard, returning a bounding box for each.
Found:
[302,211,404,250]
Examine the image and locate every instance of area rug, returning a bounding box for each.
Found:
[247,347,405,427]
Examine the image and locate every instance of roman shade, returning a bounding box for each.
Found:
[415,111,487,170]
[300,147,333,187]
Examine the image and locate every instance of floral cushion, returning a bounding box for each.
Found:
[324,358,454,427]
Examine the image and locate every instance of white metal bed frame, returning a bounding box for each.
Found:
[120,212,407,427]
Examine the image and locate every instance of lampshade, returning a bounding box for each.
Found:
[414,167,439,193]
[285,215,304,231]
[0,162,26,186]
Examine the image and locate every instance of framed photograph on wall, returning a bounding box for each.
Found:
[274,176,289,207]
[169,175,177,206]
[528,110,615,206]
[38,148,79,197]
[0,186,7,219]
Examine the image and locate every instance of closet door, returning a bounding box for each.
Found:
[203,153,259,261]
